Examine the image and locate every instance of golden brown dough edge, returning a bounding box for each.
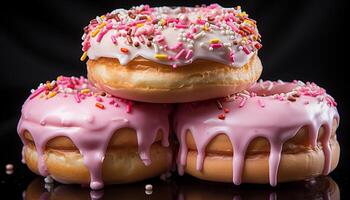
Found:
[184,138,340,184]
[24,142,172,184]
[87,55,262,103]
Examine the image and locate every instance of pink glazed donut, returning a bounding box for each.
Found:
[17,76,172,190]
[174,80,340,186]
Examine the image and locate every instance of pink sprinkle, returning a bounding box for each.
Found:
[155,35,165,43]
[109,99,115,105]
[114,103,119,107]
[168,56,174,61]
[106,23,113,30]
[75,93,81,103]
[131,19,146,26]
[96,96,103,102]
[138,36,145,43]
[258,99,265,108]
[117,25,126,30]
[82,41,91,51]
[227,22,239,32]
[172,64,177,68]
[196,19,205,25]
[229,51,235,62]
[211,43,223,49]
[169,42,183,50]
[96,29,108,43]
[239,97,247,108]
[191,27,198,33]
[175,49,186,59]
[185,50,193,59]
[175,24,188,29]
[111,35,118,44]
[126,102,132,113]
[242,46,250,54]
[29,86,46,100]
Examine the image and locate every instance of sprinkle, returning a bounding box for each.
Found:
[242,46,250,54]
[218,114,225,120]
[96,96,103,102]
[47,91,57,99]
[216,100,223,109]
[126,35,133,44]
[44,176,54,184]
[145,184,153,191]
[175,49,186,59]
[90,28,100,37]
[111,35,118,44]
[209,38,220,44]
[193,31,205,39]
[258,99,265,108]
[109,99,115,105]
[80,52,88,61]
[185,50,193,59]
[5,164,13,171]
[254,42,262,50]
[155,54,168,60]
[75,93,81,103]
[288,96,296,102]
[95,103,105,109]
[126,102,132,113]
[224,108,230,113]
[239,97,247,107]
[210,43,223,49]
[175,24,188,29]
[120,48,129,53]
[29,86,46,100]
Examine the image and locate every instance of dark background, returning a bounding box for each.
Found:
[0,0,348,199]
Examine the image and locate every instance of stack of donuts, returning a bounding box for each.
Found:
[17,4,340,190]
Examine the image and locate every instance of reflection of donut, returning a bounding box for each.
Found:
[82,4,263,103]
[17,76,172,190]
[25,177,175,200]
[174,80,340,185]
[177,176,339,200]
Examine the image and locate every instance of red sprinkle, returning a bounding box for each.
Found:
[224,108,230,113]
[218,114,225,120]
[95,103,105,109]
[120,48,129,53]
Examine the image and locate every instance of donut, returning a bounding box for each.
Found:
[82,4,263,103]
[17,76,172,190]
[174,80,340,186]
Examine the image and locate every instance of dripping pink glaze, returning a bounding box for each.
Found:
[17,76,171,190]
[174,80,339,186]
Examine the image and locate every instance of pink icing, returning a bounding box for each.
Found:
[17,76,171,190]
[174,80,339,186]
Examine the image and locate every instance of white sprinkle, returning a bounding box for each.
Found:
[5,164,13,170]
[145,184,153,190]
[209,47,214,51]
[238,46,243,51]
[145,190,153,195]
[30,89,35,93]
[44,176,54,184]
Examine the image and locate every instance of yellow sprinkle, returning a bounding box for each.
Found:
[46,82,52,90]
[80,52,88,61]
[81,89,90,94]
[244,20,254,26]
[203,26,208,31]
[91,28,100,37]
[136,23,144,28]
[147,16,152,21]
[210,38,220,44]
[48,91,57,99]
[252,35,258,41]
[57,76,62,81]
[154,54,168,60]
[100,15,106,20]
[97,22,106,29]
[159,19,166,26]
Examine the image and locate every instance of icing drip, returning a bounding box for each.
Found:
[174,80,339,186]
[17,76,170,190]
[81,4,262,67]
